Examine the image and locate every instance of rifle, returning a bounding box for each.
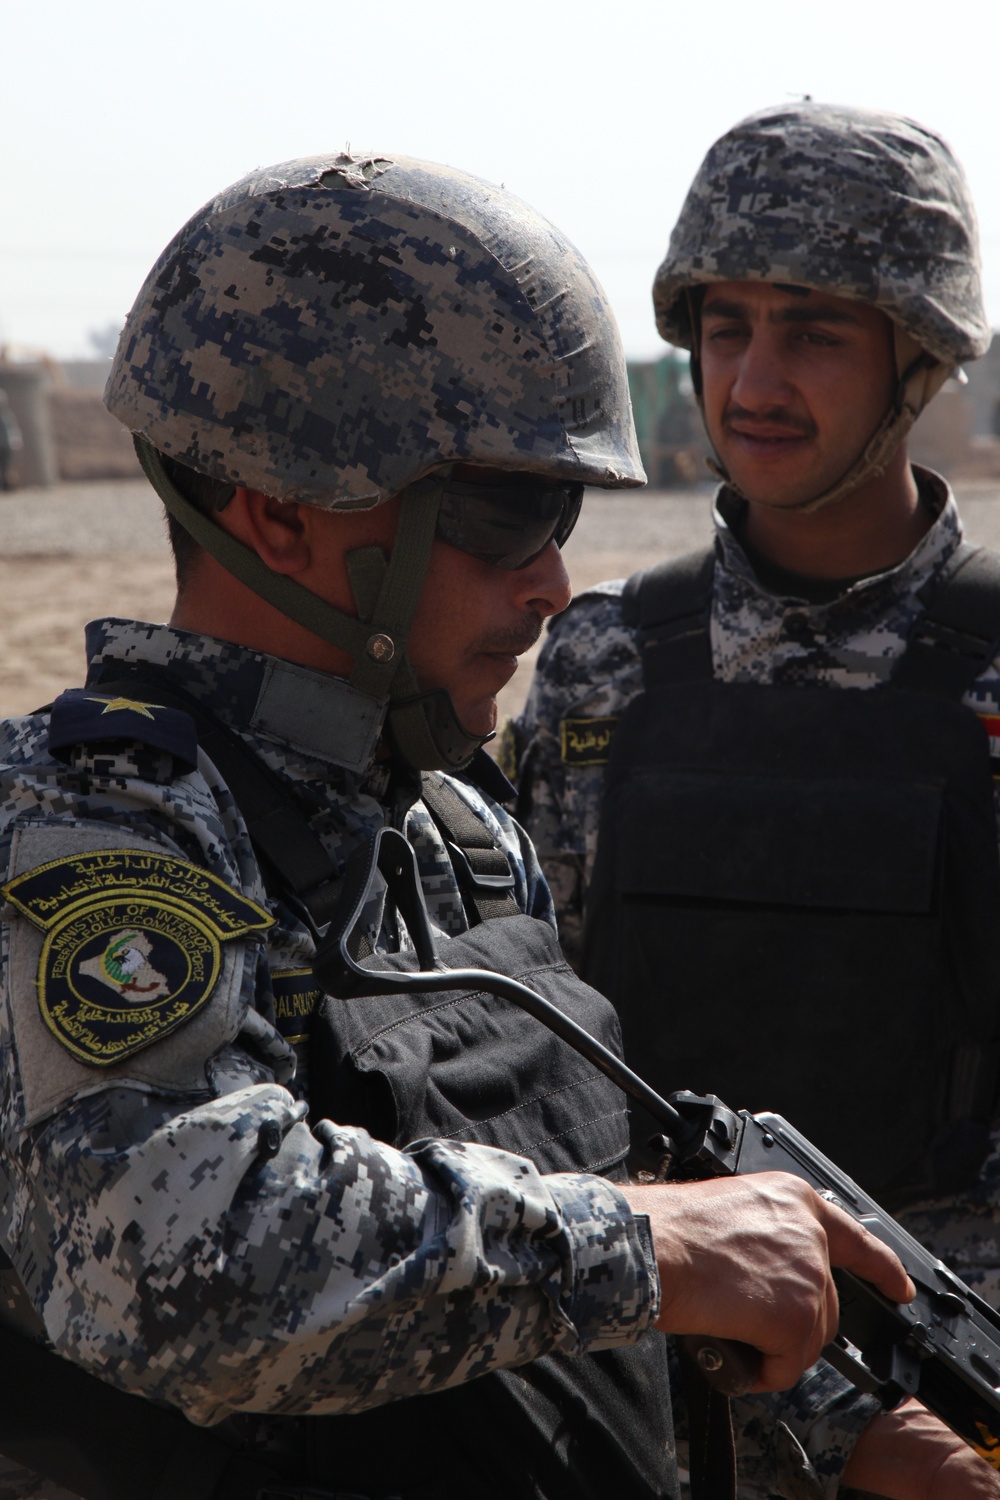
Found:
[318,826,1000,1470]
[662,1089,1000,1468]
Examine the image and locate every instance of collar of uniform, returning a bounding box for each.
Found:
[711,466,962,611]
[84,618,387,775]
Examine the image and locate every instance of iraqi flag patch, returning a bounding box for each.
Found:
[978,714,1000,780]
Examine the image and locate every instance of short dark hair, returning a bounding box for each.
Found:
[157,453,232,590]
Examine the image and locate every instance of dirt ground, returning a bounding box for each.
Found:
[2,476,1000,724]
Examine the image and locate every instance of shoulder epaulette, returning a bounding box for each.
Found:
[561,579,626,614]
[47,689,199,772]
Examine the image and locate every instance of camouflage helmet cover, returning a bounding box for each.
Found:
[654,102,990,366]
[105,153,644,507]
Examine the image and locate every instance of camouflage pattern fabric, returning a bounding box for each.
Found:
[0,619,885,1498]
[674,1350,880,1500]
[104,153,644,508]
[514,468,1000,1309]
[653,102,990,366]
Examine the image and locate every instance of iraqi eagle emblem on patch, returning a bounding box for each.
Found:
[3,849,273,1066]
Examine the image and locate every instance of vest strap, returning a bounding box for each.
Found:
[623,546,716,690]
[419,772,519,925]
[891,543,1000,698]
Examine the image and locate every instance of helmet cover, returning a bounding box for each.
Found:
[654,102,989,366]
[105,152,644,506]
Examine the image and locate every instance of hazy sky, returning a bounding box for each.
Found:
[4,0,999,363]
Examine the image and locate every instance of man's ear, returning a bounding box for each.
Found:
[219,488,312,575]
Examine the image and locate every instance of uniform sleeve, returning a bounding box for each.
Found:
[669,1346,880,1499]
[6,1077,658,1426]
[514,585,641,969]
[732,1364,881,1498]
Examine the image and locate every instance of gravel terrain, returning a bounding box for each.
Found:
[2,476,999,722]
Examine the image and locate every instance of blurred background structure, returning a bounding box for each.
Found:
[0,351,138,489]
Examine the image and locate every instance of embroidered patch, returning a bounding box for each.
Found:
[560,716,618,766]
[271,968,324,1044]
[3,850,273,1066]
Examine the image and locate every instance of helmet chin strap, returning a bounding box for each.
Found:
[689,302,954,515]
[135,437,491,772]
[344,542,495,771]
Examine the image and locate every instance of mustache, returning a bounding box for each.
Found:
[723,402,816,438]
[470,613,545,658]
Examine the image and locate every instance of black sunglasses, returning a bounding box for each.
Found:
[407,474,584,570]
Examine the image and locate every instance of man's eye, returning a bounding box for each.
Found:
[704,325,746,341]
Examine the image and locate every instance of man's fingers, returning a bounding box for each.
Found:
[821,1200,916,1304]
[754,1289,833,1393]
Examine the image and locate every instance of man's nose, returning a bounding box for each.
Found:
[513,540,573,619]
[729,329,793,411]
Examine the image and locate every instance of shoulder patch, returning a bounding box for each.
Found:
[561,716,618,766]
[47,689,199,771]
[3,849,272,1067]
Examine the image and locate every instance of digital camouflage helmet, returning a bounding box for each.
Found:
[653,102,990,510]
[105,151,644,768]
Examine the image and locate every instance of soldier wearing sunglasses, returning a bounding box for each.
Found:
[0,151,989,1500]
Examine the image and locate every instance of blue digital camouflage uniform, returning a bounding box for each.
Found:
[0,617,657,1411]
[0,618,884,1500]
[513,469,1000,1313]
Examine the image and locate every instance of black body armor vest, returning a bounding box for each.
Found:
[583,544,1000,1207]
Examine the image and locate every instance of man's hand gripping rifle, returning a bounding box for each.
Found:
[315,826,1000,1469]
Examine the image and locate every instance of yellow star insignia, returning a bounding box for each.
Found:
[85,695,158,720]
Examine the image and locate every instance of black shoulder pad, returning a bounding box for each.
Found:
[47,689,199,772]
